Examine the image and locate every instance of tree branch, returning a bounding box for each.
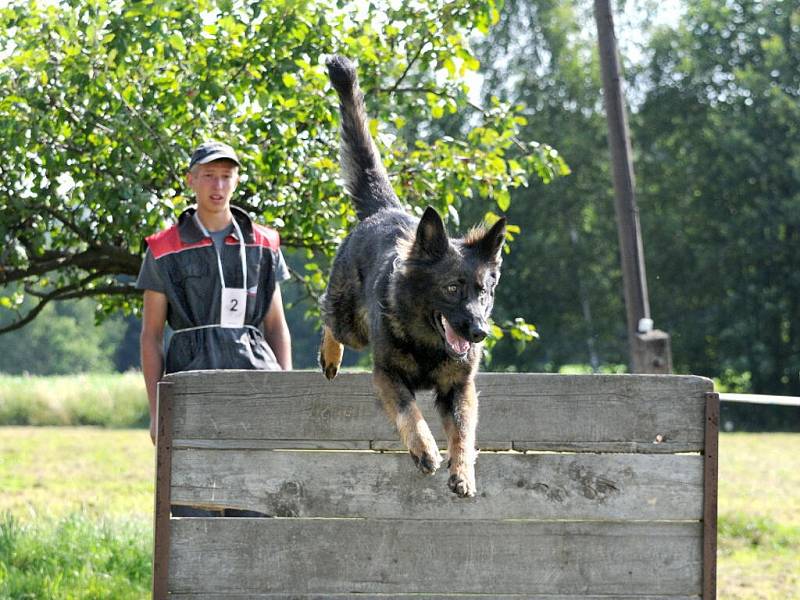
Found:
[0,297,52,335]
[379,86,534,155]
[0,245,141,285]
[0,281,136,335]
[286,264,322,305]
[387,36,429,95]
[110,75,183,187]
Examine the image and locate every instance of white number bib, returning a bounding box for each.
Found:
[220,287,247,328]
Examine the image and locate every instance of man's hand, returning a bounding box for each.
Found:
[263,284,292,370]
[141,290,167,446]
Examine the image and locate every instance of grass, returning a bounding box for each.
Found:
[0,428,153,521]
[0,427,797,598]
[0,373,147,428]
[717,433,800,599]
[0,428,153,599]
[0,513,151,599]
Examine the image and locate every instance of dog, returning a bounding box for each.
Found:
[319,56,506,498]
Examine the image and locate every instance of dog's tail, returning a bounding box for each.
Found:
[326,55,402,221]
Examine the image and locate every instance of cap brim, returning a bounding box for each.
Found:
[192,152,241,167]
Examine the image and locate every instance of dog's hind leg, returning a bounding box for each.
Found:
[373,370,442,475]
[436,382,478,498]
[319,325,344,380]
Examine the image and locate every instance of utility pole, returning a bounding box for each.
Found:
[594,0,672,374]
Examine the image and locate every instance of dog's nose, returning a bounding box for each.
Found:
[469,323,489,343]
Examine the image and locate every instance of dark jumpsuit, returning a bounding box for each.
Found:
[137,205,286,373]
[136,205,287,517]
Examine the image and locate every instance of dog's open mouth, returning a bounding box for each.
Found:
[435,312,471,358]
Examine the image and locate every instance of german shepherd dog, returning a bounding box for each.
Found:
[319,56,506,498]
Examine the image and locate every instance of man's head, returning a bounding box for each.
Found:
[186,141,241,220]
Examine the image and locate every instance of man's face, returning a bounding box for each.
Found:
[186,159,239,215]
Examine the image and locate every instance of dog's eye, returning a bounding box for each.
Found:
[445,284,459,295]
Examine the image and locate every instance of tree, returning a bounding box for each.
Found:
[0,294,126,374]
[635,0,800,394]
[473,0,626,371]
[0,0,565,353]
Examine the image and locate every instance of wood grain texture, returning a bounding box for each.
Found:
[168,519,702,596]
[170,595,700,599]
[164,371,712,452]
[704,393,720,600]
[152,381,174,600]
[170,450,704,521]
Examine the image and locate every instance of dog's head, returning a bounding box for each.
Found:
[395,207,506,360]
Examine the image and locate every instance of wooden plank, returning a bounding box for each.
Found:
[153,381,174,600]
[171,450,703,521]
[704,392,720,600]
[173,439,371,451]
[512,441,700,453]
[171,594,700,599]
[371,439,513,451]
[168,520,702,596]
[719,392,800,407]
[165,371,712,452]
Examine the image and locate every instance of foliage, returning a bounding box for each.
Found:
[473,0,624,372]
[0,296,127,375]
[470,0,800,392]
[4,0,798,389]
[636,0,800,394]
[0,0,565,362]
[0,512,151,599]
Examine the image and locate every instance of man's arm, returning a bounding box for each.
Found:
[263,284,292,370]
[141,289,168,444]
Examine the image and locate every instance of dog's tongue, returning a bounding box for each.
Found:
[443,318,471,355]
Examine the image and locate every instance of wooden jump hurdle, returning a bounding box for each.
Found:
[153,370,718,599]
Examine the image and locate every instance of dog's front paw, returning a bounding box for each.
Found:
[319,326,344,380]
[410,450,442,475]
[448,472,476,498]
[321,361,339,380]
[447,456,477,498]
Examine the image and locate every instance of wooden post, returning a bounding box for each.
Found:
[703,392,719,599]
[594,0,672,373]
[152,381,174,600]
[632,330,673,374]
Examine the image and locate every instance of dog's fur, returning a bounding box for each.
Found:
[319,56,506,497]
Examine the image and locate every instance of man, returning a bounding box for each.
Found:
[138,141,292,445]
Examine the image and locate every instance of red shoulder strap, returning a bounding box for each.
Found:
[146,225,210,258]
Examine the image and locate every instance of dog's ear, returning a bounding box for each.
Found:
[477,217,507,262]
[412,206,449,259]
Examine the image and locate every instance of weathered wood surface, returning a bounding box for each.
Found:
[171,450,703,521]
[153,382,174,600]
[170,595,700,599]
[704,393,720,599]
[168,519,702,596]
[165,371,712,452]
[156,372,717,599]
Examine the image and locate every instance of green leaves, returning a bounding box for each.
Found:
[0,0,564,355]
[483,317,539,365]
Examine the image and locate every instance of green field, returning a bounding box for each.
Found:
[0,428,154,598]
[0,373,147,428]
[0,427,798,598]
